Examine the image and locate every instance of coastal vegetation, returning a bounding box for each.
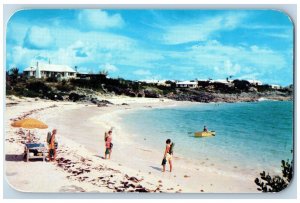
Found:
[6,70,293,103]
[255,159,293,192]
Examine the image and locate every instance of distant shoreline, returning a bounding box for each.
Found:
[6,90,293,108]
[6,75,293,106]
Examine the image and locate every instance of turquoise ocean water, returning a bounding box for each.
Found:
[119,101,293,174]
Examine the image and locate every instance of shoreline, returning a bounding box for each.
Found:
[89,100,283,187]
[5,95,277,193]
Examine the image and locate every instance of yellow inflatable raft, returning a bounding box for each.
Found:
[194,131,216,137]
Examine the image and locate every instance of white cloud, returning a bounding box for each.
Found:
[163,40,288,82]
[162,13,247,44]
[78,10,124,30]
[263,32,292,39]
[238,73,261,80]
[101,63,118,72]
[214,60,241,76]
[23,26,54,49]
[187,41,286,70]
[241,24,291,30]
[7,21,30,45]
[53,27,133,51]
[117,50,164,68]
[7,24,164,73]
[133,69,152,76]
[76,66,95,74]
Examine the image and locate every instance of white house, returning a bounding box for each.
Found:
[24,63,77,80]
[270,84,281,89]
[140,80,171,86]
[197,79,210,82]
[176,81,198,88]
[247,80,263,86]
[141,79,159,84]
[157,80,172,86]
[210,79,233,84]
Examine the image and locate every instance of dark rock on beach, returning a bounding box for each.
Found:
[68,92,85,102]
[144,90,161,98]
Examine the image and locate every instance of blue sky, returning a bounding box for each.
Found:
[6,9,293,85]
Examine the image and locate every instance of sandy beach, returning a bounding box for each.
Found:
[5,95,258,193]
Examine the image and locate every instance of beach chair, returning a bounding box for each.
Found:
[24,143,47,162]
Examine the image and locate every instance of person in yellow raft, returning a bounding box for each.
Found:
[203,125,208,132]
[161,139,174,172]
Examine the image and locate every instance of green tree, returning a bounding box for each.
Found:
[10,67,19,76]
[9,67,19,84]
[99,69,108,76]
[255,159,293,192]
[232,79,250,92]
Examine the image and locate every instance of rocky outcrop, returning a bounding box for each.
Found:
[68,92,113,106]
[167,93,213,103]
[144,90,161,98]
[69,92,86,102]
[166,89,292,103]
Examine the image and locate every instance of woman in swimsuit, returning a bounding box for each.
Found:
[162,139,173,172]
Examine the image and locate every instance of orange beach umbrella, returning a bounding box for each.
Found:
[11,118,48,129]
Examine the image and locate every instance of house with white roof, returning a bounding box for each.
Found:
[246,80,263,86]
[23,62,77,80]
[210,79,233,84]
[270,84,281,90]
[176,81,198,88]
[197,79,210,82]
[140,80,171,86]
[157,80,172,86]
[141,79,160,84]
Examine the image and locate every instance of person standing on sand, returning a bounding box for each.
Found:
[48,129,57,162]
[162,139,174,172]
[26,131,31,143]
[104,130,113,159]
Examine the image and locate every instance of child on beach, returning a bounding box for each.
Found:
[162,139,174,172]
[104,130,113,159]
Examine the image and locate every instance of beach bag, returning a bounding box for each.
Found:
[110,142,113,149]
[169,143,175,155]
[47,132,52,144]
[161,157,167,165]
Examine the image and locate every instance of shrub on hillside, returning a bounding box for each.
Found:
[232,80,251,92]
[26,81,51,93]
[46,76,58,82]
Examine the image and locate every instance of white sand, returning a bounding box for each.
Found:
[5,95,258,193]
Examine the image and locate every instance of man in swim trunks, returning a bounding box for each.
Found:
[162,139,173,172]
